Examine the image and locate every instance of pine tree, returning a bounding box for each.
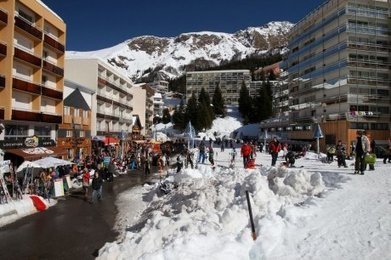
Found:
[162,108,171,124]
[198,87,214,128]
[212,84,225,117]
[238,81,252,123]
[185,93,199,130]
[172,100,186,129]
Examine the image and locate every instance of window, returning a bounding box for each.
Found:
[66,130,73,137]
[18,9,34,23]
[82,110,89,118]
[74,108,79,117]
[79,131,85,137]
[64,106,71,115]
[4,125,28,141]
[34,126,51,137]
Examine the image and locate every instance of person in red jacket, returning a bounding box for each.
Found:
[269,137,281,166]
[241,142,252,168]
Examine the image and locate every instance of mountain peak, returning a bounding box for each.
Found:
[66,21,294,82]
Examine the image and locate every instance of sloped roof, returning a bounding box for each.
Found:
[64,88,90,110]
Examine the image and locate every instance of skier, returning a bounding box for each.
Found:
[186,149,194,169]
[144,152,151,175]
[229,147,237,168]
[285,151,296,167]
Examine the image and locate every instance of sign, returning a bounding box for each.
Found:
[0,137,55,149]
[24,135,39,148]
[103,156,111,166]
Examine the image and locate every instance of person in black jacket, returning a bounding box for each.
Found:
[91,172,103,203]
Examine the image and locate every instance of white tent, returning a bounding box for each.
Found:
[16,161,41,172]
[33,157,73,169]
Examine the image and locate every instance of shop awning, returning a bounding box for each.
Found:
[5,146,67,161]
[104,137,119,145]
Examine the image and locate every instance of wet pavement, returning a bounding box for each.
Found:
[0,171,153,260]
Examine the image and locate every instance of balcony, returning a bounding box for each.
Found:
[44,34,65,53]
[41,85,63,100]
[42,60,64,77]
[14,15,42,40]
[0,8,7,25]
[12,109,62,124]
[0,75,5,89]
[0,41,6,56]
[12,77,41,95]
[14,47,41,67]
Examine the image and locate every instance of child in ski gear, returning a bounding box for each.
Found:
[354,130,370,175]
[336,140,348,168]
[241,142,252,168]
[230,147,237,164]
[326,145,336,163]
[269,137,281,166]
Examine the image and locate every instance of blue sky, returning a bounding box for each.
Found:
[42,0,326,51]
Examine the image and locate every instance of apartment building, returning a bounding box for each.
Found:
[0,0,66,162]
[186,70,251,105]
[129,86,146,136]
[58,80,94,160]
[65,58,134,144]
[147,80,169,94]
[267,0,390,151]
[153,92,164,118]
[142,84,155,136]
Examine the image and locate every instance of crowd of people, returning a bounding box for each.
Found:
[2,133,390,206]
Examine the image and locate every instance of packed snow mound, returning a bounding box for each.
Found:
[98,165,326,259]
[206,116,242,139]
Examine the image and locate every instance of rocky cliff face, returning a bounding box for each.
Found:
[67,21,294,82]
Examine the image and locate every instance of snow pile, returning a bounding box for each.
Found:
[98,165,326,259]
[0,195,56,228]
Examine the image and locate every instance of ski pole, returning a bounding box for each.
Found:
[245,190,257,241]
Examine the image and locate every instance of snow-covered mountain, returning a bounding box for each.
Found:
[66,21,294,82]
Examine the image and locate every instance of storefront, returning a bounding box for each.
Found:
[57,137,91,161]
[0,135,67,166]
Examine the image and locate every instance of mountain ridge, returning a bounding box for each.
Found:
[66,21,294,82]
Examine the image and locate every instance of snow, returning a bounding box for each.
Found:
[0,195,56,228]
[66,22,294,81]
[98,148,391,259]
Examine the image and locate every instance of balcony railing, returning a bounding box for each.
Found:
[0,75,5,89]
[12,77,41,95]
[44,34,65,53]
[12,109,62,124]
[14,47,41,67]
[42,60,64,76]
[0,8,7,24]
[14,15,42,40]
[41,85,63,100]
[0,41,6,56]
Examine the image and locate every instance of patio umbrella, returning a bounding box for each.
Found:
[313,123,324,156]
